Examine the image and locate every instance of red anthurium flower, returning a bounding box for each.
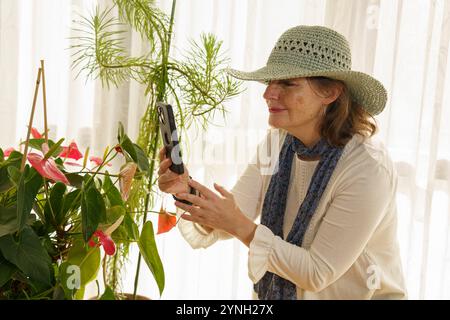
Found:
[59,141,83,160]
[31,127,43,139]
[27,152,70,185]
[90,156,112,167]
[88,230,116,255]
[4,147,14,157]
[157,206,177,235]
[88,216,123,256]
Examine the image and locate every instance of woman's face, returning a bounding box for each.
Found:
[263,77,329,135]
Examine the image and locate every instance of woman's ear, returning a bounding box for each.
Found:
[323,83,344,105]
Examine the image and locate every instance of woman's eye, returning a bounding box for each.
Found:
[280,80,296,86]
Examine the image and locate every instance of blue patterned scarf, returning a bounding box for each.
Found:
[255,134,344,300]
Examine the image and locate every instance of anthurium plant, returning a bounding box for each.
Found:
[0,120,175,299]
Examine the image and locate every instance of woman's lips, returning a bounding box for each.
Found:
[269,108,287,113]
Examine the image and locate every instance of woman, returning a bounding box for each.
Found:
[157,25,407,299]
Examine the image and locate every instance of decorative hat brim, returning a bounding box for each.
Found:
[226,64,387,116]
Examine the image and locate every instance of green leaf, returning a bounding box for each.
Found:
[0,251,16,287]
[74,285,85,300]
[43,182,66,227]
[123,212,139,241]
[103,173,123,207]
[1,150,22,166]
[17,167,43,231]
[117,122,125,142]
[7,166,21,187]
[0,148,3,161]
[0,167,12,192]
[59,189,82,224]
[0,226,52,286]
[0,205,19,237]
[99,286,116,300]
[81,185,106,242]
[60,241,100,291]
[133,143,150,172]
[25,138,63,156]
[119,134,149,173]
[0,152,22,192]
[66,173,84,189]
[138,221,164,295]
[43,138,65,160]
[120,133,137,162]
[106,205,126,224]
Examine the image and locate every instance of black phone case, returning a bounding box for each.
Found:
[157,102,185,175]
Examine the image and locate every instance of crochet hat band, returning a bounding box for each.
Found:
[227,25,387,116]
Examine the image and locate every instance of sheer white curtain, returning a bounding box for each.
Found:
[1,0,449,300]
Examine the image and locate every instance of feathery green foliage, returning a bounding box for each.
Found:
[70,0,242,298]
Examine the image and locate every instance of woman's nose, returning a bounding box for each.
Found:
[263,82,280,100]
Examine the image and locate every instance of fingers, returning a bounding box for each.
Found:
[213,183,234,199]
[188,179,218,200]
[158,172,181,185]
[174,192,211,209]
[158,147,166,163]
[158,158,172,175]
[175,201,203,219]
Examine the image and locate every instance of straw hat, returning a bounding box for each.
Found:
[227,25,387,115]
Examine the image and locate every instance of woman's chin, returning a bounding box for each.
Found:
[268,118,286,129]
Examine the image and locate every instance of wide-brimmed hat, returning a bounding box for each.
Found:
[226,25,387,116]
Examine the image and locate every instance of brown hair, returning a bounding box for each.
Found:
[306,77,377,147]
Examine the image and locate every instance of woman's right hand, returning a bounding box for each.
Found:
[157,147,190,195]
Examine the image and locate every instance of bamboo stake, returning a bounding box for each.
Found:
[40,60,49,143]
[21,68,42,172]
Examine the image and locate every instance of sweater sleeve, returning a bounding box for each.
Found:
[177,129,284,250]
[248,157,395,292]
[177,152,265,249]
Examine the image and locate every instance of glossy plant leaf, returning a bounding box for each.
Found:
[0,205,19,237]
[0,226,52,286]
[59,240,100,297]
[59,189,82,225]
[17,166,43,231]
[81,185,106,242]
[103,173,124,207]
[0,252,16,287]
[138,221,164,295]
[43,182,67,227]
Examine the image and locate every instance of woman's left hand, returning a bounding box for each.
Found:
[174,179,257,247]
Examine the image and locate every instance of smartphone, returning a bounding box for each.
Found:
[157,102,185,175]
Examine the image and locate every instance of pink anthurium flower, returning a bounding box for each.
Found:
[59,141,83,160]
[90,156,112,167]
[27,153,70,185]
[31,127,43,139]
[4,147,14,157]
[88,230,115,255]
[27,143,70,185]
[88,216,124,256]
